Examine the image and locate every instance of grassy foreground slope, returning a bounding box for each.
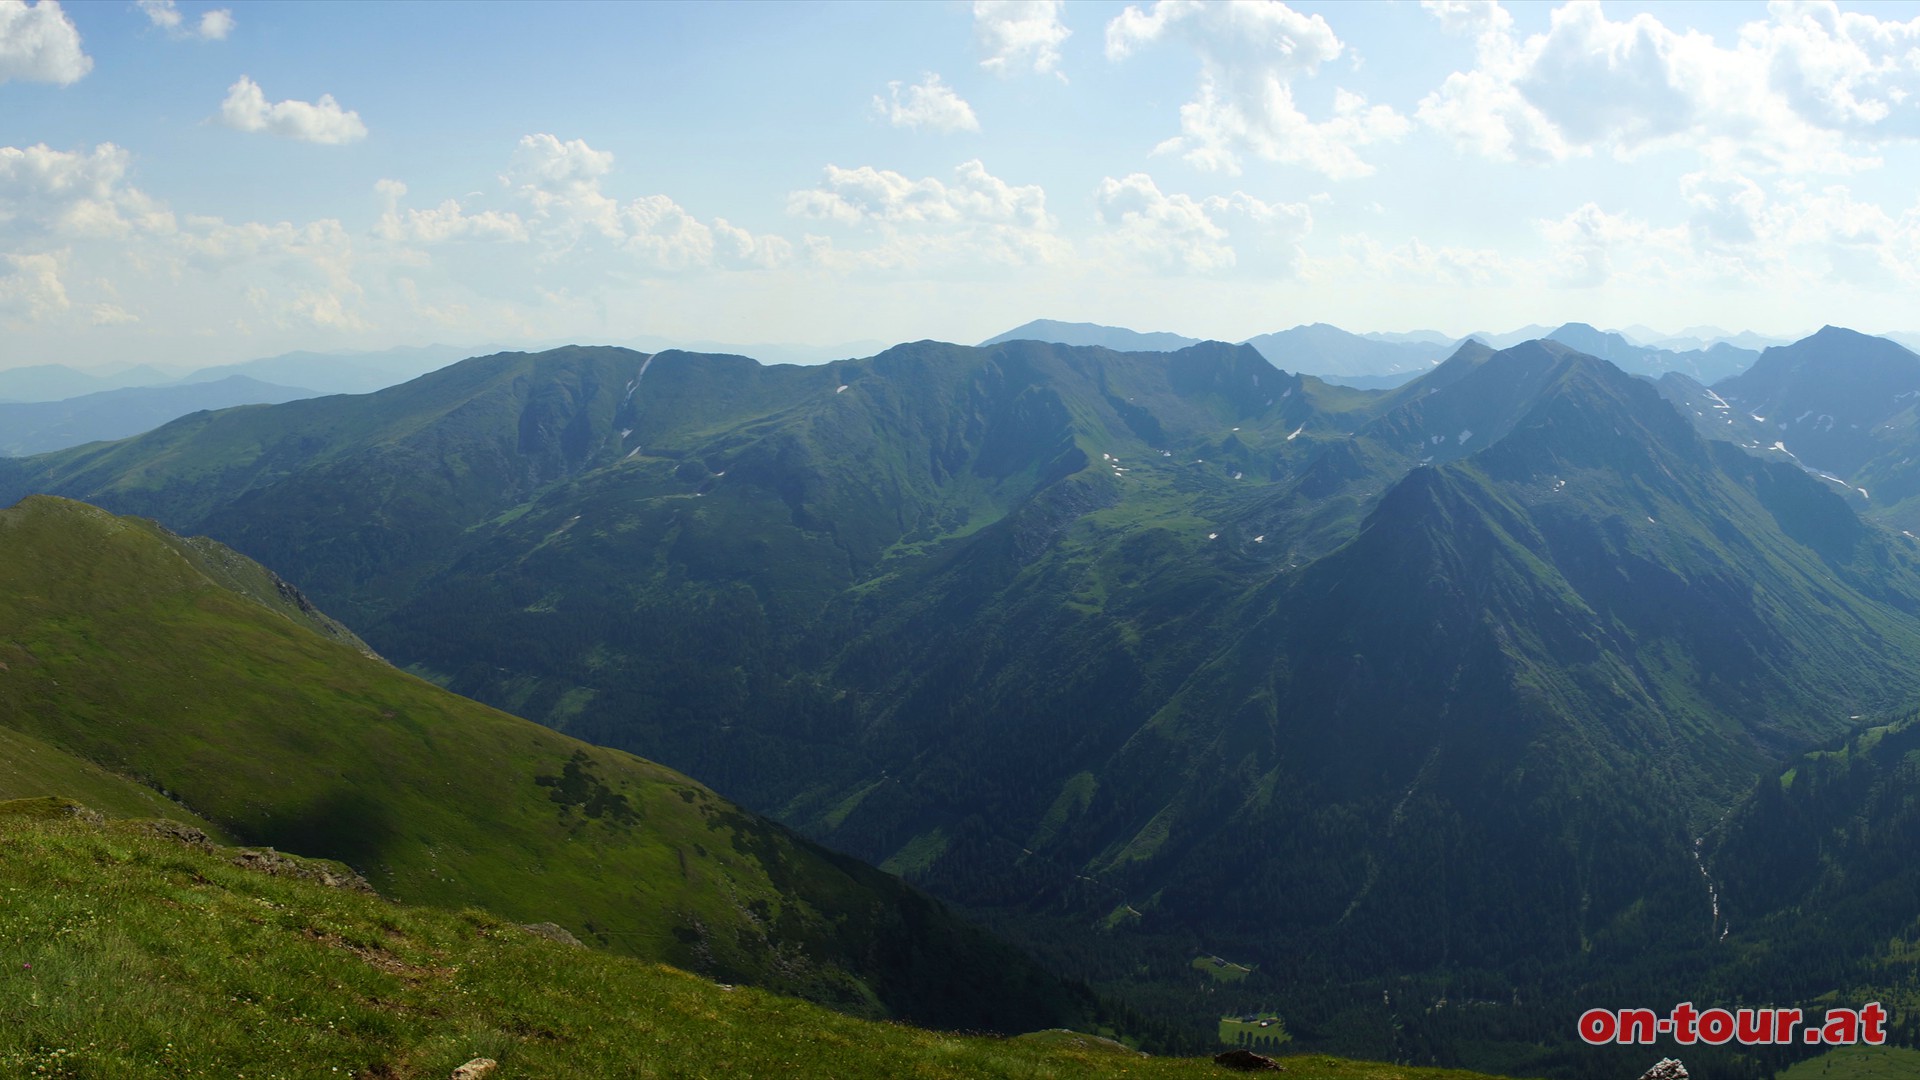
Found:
[0,804,1510,1080]
[0,495,1080,1031]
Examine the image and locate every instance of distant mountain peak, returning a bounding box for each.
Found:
[1809,324,1879,343]
[978,319,1202,352]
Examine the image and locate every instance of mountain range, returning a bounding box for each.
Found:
[0,321,1808,459]
[0,362,183,403]
[982,319,1765,389]
[12,328,1920,1074]
[0,375,318,457]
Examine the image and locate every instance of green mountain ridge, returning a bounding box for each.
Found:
[8,334,1920,1075]
[0,494,1089,1033]
[1705,327,1920,527]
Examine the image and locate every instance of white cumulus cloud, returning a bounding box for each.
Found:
[975,0,1070,79]
[376,178,528,245]
[1106,0,1408,178]
[1091,172,1311,274]
[874,73,981,134]
[0,142,177,240]
[789,159,1053,230]
[0,0,91,84]
[138,0,233,40]
[1417,0,1920,173]
[503,134,791,270]
[789,159,1065,272]
[197,8,233,40]
[218,76,367,144]
[0,251,69,323]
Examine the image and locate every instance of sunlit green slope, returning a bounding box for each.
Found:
[0,495,1081,1031]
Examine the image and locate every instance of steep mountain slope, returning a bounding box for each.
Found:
[981,319,1204,352]
[372,340,1377,794]
[814,345,1920,951]
[6,346,658,622]
[0,374,319,456]
[1711,707,1920,982]
[1710,326,1920,527]
[1653,371,1758,442]
[8,336,1920,1073]
[668,342,1920,1076]
[0,339,1370,628]
[0,805,1506,1080]
[1714,326,1920,476]
[0,495,1091,1031]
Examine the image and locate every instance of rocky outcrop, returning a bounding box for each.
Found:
[231,847,375,893]
[520,922,583,947]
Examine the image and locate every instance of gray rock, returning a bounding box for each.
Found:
[230,847,374,893]
[520,921,584,947]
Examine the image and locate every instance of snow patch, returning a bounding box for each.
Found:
[836,384,849,394]
[1286,425,1305,441]
[1457,429,1473,444]
[1207,532,1218,540]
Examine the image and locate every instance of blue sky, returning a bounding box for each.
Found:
[7,0,1920,370]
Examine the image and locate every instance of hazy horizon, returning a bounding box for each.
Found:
[9,0,1920,370]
